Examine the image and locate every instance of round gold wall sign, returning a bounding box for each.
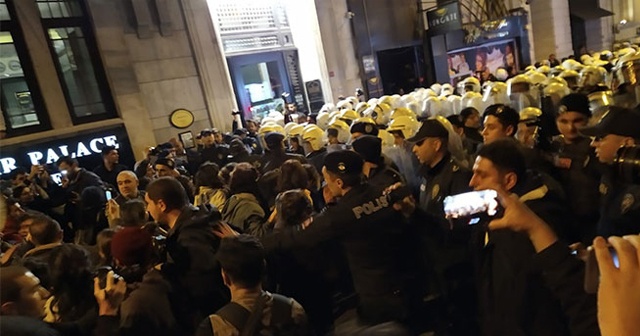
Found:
[169,109,194,129]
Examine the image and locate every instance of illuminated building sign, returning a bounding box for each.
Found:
[426,2,462,35]
[0,125,135,177]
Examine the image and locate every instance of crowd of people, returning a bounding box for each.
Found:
[1,42,640,336]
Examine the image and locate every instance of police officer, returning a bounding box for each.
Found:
[199,129,229,167]
[259,150,421,330]
[258,132,306,174]
[580,106,640,237]
[351,135,403,188]
[405,118,477,334]
[301,125,327,175]
[549,93,603,244]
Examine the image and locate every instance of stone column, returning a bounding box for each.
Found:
[180,0,237,131]
[529,0,574,61]
[314,0,362,101]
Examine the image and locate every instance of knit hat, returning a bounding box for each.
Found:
[558,93,591,117]
[111,227,153,267]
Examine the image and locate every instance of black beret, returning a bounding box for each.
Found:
[323,150,364,175]
[351,135,382,164]
[558,93,591,117]
[350,121,379,136]
[200,129,213,137]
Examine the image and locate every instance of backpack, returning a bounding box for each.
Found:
[211,293,295,336]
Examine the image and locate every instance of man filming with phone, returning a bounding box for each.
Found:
[467,139,575,335]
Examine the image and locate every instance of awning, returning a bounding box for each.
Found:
[569,0,614,20]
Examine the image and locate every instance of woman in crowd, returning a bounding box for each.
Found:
[193,162,228,210]
[220,162,267,236]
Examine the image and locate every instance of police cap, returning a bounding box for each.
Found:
[323,150,364,176]
[483,104,519,132]
[407,119,449,142]
[579,106,640,139]
[350,120,379,136]
[155,157,175,170]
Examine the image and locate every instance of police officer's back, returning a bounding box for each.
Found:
[352,135,404,188]
[261,151,420,326]
[259,132,306,174]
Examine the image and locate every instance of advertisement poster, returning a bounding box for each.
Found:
[447,40,519,86]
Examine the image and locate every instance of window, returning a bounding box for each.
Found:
[0,0,50,135]
[37,0,115,123]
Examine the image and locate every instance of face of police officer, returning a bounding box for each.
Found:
[591,134,633,164]
[556,112,587,143]
[321,167,344,198]
[117,172,139,199]
[469,156,517,192]
[482,115,513,144]
[412,137,442,167]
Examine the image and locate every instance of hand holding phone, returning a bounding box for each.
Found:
[592,235,640,336]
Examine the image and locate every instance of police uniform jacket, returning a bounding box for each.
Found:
[475,171,577,336]
[261,182,419,325]
[200,145,229,167]
[259,150,307,174]
[367,160,404,189]
[306,147,327,175]
[597,168,640,237]
[550,136,602,243]
[418,153,472,222]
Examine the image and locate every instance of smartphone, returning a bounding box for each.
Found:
[60,169,68,176]
[584,246,620,294]
[443,190,499,224]
[105,190,112,201]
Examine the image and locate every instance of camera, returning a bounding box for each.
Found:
[93,266,122,289]
[614,145,640,185]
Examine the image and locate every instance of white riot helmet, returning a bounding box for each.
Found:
[587,90,614,115]
[495,68,509,82]
[458,77,481,95]
[346,96,359,107]
[316,112,331,130]
[377,129,395,148]
[507,75,540,111]
[302,125,326,153]
[387,116,420,139]
[327,119,351,144]
[422,96,443,118]
[390,107,416,121]
[447,95,462,115]
[355,102,370,116]
[579,66,606,89]
[562,59,582,71]
[430,116,468,168]
[287,124,304,138]
[528,71,549,87]
[336,100,353,111]
[406,100,421,116]
[338,109,359,125]
[517,107,543,149]
[549,66,565,78]
[536,65,551,77]
[482,82,510,110]
[283,122,298,135]
[611,51,640,108]
[461,91,483,110]
[319,103,337,114]
[559,70,580,91]
[440,83,454,97]
[542,82,571,113]
[430,83,442,96]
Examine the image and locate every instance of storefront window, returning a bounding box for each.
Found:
[38,0,116,123]
[0,32,41,129]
